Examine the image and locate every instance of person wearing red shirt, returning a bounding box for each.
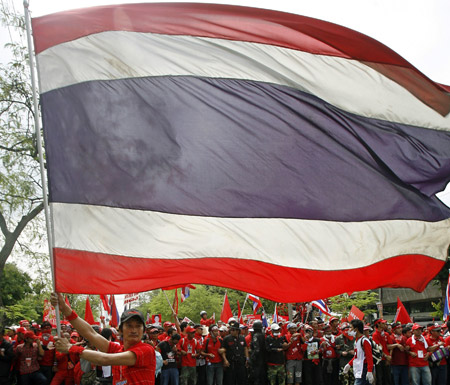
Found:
[158,322,173,342]
[14,331,47,385]
[344,319,374,385]
[194,325,206,385]
[426,324,446,385]
[200,312,215,328]
[50,331,79,385]
[371,319,391,385]
[178,326,199,385]
[51,293,156,385]
[387,323,408,385]
[201,325,223,385]
[38,321,56,385]
[405,324,431,385]
[285,323,303,385]
[320,324,339,385]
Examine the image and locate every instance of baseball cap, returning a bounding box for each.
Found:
[24,331,37,340]
[412,324,424,331]
[185,326,196,333]
[120,309,146,327]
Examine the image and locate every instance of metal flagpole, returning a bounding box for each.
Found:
[23,0,61,336]
[239,294,249,323]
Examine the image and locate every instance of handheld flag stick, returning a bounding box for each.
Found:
[239,295,249,323]
[161,289,177,315]
[23,0,61,336]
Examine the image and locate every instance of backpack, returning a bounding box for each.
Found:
[359,337,382,366]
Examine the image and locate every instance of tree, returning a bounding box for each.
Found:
[328,290,379,318]
[0,6,46,325]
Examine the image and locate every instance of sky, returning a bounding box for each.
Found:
[1,0,449,313]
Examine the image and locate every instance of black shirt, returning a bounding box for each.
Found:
[222,334,247,365]
[158,341,178,370]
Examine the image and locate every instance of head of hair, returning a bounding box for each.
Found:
[171,333,181,342]
[101,328,113,340]
[350,319,364,334]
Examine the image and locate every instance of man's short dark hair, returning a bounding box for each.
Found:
[171,333,181,341]
[350,319,364,334]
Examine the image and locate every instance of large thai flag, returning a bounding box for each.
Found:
[31,3,450,302]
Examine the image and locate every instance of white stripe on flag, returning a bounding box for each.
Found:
[51,202,449,271]
[36,32,450,131]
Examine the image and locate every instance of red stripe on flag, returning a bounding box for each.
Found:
[53,248,443,302]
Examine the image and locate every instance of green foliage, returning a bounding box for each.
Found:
[0,263,33,306]
[328,290,379,317]
[431,300,443,321]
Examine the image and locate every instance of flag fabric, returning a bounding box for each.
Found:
[181,287,191,302]
[444,271,450,321]
[99,294,110,313]
[348,305,365,321]
[237,300,242,322]
[173,289,179,315]
[43,299,57,328]
[247,294,263,314]
[84,296,95,325]
[272,304,278,324]
[311,300,332,317]
[32,3,450,301]
[110,295,119,327]
[220,293,233,323]
[394,297,412,324]
[261,311,268,328]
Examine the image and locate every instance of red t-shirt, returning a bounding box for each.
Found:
[108,341,156,385]
[426,335,446,366]
[177,338,198,367]
[388,334,408,366]
[406,336,429,367]
[320,336,338,359]
[202,337,222,364]
[38,333,55,366]
[285,333,303,361]
[200,318,215,327]
[372,329,389,358]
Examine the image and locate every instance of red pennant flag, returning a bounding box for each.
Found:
[394,297,412,324]
[220,292,233,323]
[100,294,111,313]
[173,289,179,315]
[237,300,242,322]
[84,296,95,325]
[110,295,119,327]
[348,305,365,321]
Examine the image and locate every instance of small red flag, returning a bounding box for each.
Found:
[100,294,111,313]
[84,296,95,325]
[110,295,119,327]
[220,292,233,323]
[348,305,365,321]
[394,297,412,324]
[173,289,179,315]
[237,300,242,322]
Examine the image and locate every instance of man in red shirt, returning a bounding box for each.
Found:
[387,322,408,385]
[406,324,431,385]
[201,325,223,385]
[14,331,46,385]
[285,323,303,385]
[51,293,156,385]
[38,321,56,384]
[425,324,446,385]
[372,319,391,385]
[178,326,199,385]
[200,312,215,328]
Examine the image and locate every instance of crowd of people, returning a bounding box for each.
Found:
[1,295,450,385]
